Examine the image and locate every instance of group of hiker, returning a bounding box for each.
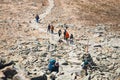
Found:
[47,24,74,44]
[35,14,96,78]
[47,54,95,75]
[63,29,74,44]
[57,28,74,41]
[35,14,74,44]
[47,24,54,34]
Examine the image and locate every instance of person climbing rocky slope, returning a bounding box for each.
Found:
[0,0,120,80]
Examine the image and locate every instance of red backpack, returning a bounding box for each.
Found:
[51,25,54,30]
[65,31,69,38]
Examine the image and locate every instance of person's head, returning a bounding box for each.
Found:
[55,62,59,67]
[66,26,68,29]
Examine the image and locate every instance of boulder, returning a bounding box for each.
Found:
[3,68,17,79]
[41,53,48,57]
[94,45,102,48]
[0,71,5,78]
[116,68,120,75]
[31,74,47,80]
[13,74,30,80]
[112,53,118,59]
[61,61,69,65]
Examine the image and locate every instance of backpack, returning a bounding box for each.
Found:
[65,31,69,38]
[48,59,56,71]
[51,25,54,30]
[49,59,56,65]
[81,61,88,69]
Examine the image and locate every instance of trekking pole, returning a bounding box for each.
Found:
[86,36,89,54]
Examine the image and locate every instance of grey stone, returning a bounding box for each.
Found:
[94,45,102,48]
[13,74,30,80]
[31,74,47,80]
[116,68,120,74]
[41,53,48,57]
[113,46,119,49]
[62,61,69,65]
[13,75,23,80]
[112,53,118,59]
[98,65,109,72]
[3,68,17,79]
[19,48,31,55]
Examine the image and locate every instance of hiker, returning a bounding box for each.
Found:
[83,54,93,68]
[82,54,93,64]
[48,59,59,73]
[58,29,62,37]
[35,14,39,23]
[63,29,66,40]
[47,24,51,32]
[81,60,89,76]
[50,25,54,34]
[70,34,74,44]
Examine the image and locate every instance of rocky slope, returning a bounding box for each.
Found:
[0,0,120,80]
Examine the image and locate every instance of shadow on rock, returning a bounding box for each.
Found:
[31,74,47,80]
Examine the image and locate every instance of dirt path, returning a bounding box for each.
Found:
[39,0,54,21]
[30,0,54,31]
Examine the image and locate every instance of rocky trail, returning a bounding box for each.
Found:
[0,0,120,80]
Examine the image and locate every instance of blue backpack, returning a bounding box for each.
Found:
[48,59,56,70]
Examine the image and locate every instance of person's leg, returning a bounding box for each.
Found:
[56,67,59,73]
[51,30,54,34]
[49,29,50,32]
[52,30,54,34]
[36,18,39,23]
[85,69,88,76]
[37,19,39,23]
[70,39,74,45]
[36,18,37,22]
[64,35,65,40]
[51,30,53,34]
[66,38,69,44]
[47,29,50,33]
[59,34,60,37]
[60,34,61,37]
[70,39,72,44]
[54,67,59,73]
